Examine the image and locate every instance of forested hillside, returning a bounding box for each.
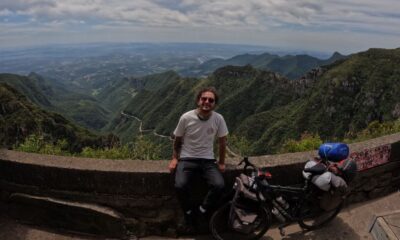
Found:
[0,73,111,130]
[97,70,181,118]
[0,83,116,151]
[2,48,399,158]
[110,48,400,155]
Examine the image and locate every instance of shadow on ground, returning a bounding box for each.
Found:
[278,218,362,240]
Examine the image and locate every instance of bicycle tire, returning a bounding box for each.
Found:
[298,199,343,230]
[210,202,271,240]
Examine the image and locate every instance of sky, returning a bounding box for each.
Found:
[1,0,400,54]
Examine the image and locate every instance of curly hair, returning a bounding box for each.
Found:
[195,87,219,105]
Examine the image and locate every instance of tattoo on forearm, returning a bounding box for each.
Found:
[173,138,182,157]
[174,141,182,152]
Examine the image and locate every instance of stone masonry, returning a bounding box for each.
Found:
[0,133,400,238]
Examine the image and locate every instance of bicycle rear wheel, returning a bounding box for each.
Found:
[298,198,343,230]
[210,202,271,240]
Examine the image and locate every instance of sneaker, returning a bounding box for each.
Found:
[177,212,196,236]
[196,205,210,234]
[177,223,196,236]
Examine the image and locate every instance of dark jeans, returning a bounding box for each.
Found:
[174,158,225,212]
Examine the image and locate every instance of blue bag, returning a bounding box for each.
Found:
[318,143,349,162]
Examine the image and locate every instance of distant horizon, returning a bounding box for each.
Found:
[1,1,400,54]
[1,40,394,59]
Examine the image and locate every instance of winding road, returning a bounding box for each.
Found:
[121,111,172,139]
[121,111,239,157]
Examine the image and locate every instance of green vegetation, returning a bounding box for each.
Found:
[0,73,52,107]
[0,73,112,131]
[279,132,323,153]
[3,48,400,160]
[0,83,115,151]
[277,119,400,154]
[16,134,69,155]
[228,135,252,157]
[345,119,400,143]
[111,48,400,156]
[81,135,163,160]
[96,71,181,120]
[15,134,164,160]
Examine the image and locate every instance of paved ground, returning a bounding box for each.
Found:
[1,191,399,240]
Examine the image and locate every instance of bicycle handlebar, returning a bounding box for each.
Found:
[238,156,259,172]
[239,157,312,194]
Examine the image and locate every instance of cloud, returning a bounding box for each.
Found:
[1,0,399,29]
[0,9,12,16]
[0,0,399,51]
[0,0,397,29]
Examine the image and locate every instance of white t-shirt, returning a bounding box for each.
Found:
[173,109,229,159]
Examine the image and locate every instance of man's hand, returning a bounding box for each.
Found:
[169,158,178,173]
[218,162,225,172]
[328,164,339,175]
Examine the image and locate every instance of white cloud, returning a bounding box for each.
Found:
[0,9,12,16]
[1,0,399,30]
[0,0,399,51]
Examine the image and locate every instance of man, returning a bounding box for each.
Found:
[168,87,228,233]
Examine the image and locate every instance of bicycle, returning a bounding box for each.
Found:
[209,157,346,240]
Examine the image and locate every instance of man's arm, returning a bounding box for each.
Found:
[169,136,182,173]
[218,136,227,172]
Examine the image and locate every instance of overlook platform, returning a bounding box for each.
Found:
[1,191,399,239]
[1,132,400,239]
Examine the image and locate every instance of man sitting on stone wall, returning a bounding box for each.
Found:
[168,87,229,234]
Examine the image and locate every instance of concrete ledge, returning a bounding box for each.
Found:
[6,193,127,238]
[369,210,400,240]
[1,132,400,237]
[0,159,175,195]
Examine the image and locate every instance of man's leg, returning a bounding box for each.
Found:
[175,160,199,211]
[175,160,199,231]
[201,160,225,211]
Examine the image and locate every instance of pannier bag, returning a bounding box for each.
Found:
[231,207,259,234]
[319,190,343,211]
[337,158,357,182]
[229,174,262,234]
[303,159,348,192]
[312,172,333,191]
[318,143,349,162]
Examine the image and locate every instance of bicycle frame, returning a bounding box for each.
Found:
[210,157,345,240]
[238,157,328,226]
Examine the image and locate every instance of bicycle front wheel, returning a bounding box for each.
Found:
[210,202,271,240]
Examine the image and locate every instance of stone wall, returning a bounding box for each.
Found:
[347,140,400,202]
[0,133,399,238]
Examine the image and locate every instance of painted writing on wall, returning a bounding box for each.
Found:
[350,145,391,171]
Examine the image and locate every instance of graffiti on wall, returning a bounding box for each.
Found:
[349,145,391,171]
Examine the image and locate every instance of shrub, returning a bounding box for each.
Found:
[228,135,251,157]
[16,134,70,155]
[131,135,163,160]
[16,134,44,153]
[80,136,163,160]
[279,132,323,153]
[345,119,400,143]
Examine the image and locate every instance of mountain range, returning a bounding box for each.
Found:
[107,48,400,155]
[0,81,115,151]
[1,47,399,156]
[0,73,111,130]
[180,51,347,79]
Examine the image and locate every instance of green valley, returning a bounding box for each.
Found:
[0,82,116,152]
[1,46,399,159]
[108,48,400,156]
